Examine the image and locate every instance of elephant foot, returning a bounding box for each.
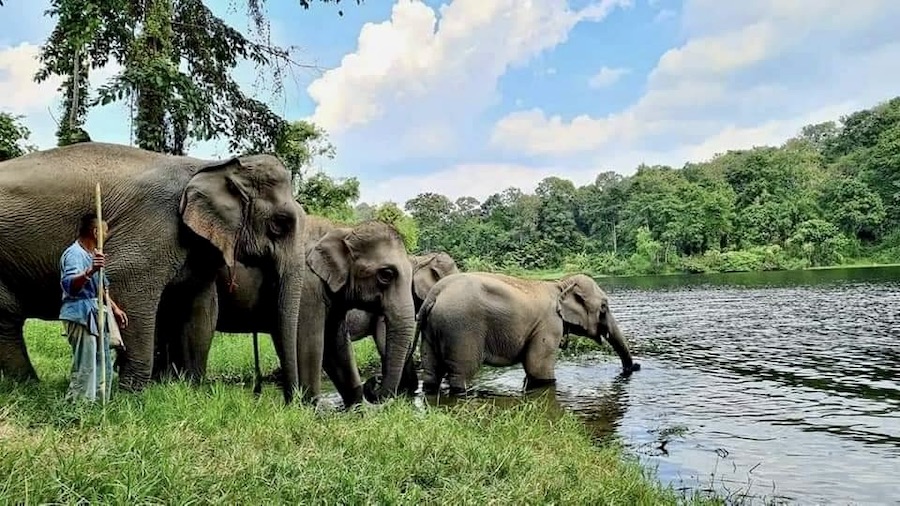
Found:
[363,375,387,404]
[523,375,556,391]
[399,372,419,396]
[340,385,365,409]
[622,362,641,376]
[421,379,441,395]
[447,385,474,397]
[117,376,147,393]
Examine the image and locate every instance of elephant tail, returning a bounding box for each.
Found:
[416,293,436,327]
[405,295,436,366]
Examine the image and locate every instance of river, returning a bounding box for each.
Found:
[422,266,900,505]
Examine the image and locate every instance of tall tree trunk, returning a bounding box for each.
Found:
[56,46,90,146]
[134,0,174,153]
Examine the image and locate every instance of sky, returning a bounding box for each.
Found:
[2,0,899,206]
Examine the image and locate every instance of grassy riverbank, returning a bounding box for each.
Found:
[1,320,716,504]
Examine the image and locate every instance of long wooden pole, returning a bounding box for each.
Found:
[95,183,108,404]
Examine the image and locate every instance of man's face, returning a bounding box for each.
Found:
[92,221,110,242]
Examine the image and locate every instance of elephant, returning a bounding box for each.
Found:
[251,251,458,396]
[339,252,458,388]
[158,214,417,407]
[0,142,304,404]
[414,272,641,395]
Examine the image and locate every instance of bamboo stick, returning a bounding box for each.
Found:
[95,183,108,404]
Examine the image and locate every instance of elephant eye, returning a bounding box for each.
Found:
[376,267,396,286]
[268,211,295,238]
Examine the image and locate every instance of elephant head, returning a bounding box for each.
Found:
[179,154,303,403]
[556,274,639,375]
[306,221,416,402]
[410,252,459,310]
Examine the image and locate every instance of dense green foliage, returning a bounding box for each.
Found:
[0,321,713,505]
[0,113,35,161]
[34,0,353,153]
[401,98,900,276]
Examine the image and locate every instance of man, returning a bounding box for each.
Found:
[59,212,128,402]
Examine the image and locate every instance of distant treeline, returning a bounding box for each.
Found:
[375,97,900,276]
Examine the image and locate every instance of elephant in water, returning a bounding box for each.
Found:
[157,215,417,407]
[0,142,304,403]
[415,272,640,395]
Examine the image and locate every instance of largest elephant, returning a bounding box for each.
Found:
[0,142,304,403]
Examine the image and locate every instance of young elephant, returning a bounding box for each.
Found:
[340,252,459,392]
[417,272,640,395]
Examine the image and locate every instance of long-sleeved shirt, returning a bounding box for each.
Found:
[59,240,111,336]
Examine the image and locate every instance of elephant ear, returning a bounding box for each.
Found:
[412,256,443,302]
[557,279,590,330]
[307,228,352,293]
[179,158,250,268]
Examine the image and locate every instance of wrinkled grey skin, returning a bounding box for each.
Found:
[0,143,303,402]
[340,251,459,393]
[164,214,417,407]
[416,272,640,395]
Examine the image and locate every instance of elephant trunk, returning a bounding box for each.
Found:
[274,266,302,404]
[601,311,640,375]
[364,290,416,402]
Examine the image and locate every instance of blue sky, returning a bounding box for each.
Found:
[2,0,899,206]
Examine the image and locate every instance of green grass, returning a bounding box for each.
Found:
[0,320,717,505]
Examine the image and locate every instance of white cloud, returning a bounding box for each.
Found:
[364,100,866,205]
[360,162,598,205]
[0,41,133,149]
[489,0,900,164]
[0,43,62,115]
[588,66,630,88]
[306,0,632,160]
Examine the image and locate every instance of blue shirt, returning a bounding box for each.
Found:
[59,241,111,335]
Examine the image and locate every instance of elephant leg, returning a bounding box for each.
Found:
[322,314,364,408]
[443,334,482,396]
[522,335,558,391]
[252,332,263,396]
[0,310,36,381]
[151,329,172,381]
[296,296,327,405]
[179,282,218,381]
[152,281,217,382]
[419,330,445,394]
[115,286,165,393]
[153,284,189,380]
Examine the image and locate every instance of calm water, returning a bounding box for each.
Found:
[420,266,900,505]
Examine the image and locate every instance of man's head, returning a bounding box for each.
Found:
[78,212,110,241]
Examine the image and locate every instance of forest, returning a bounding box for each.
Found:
[353,98,900,276]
